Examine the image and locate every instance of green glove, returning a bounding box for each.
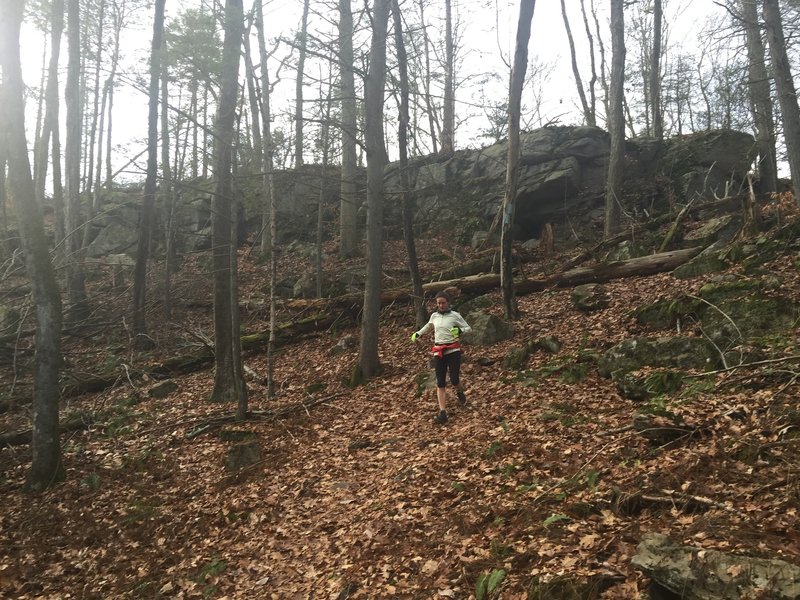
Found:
[411,332,419,342]
[450,327,461,338]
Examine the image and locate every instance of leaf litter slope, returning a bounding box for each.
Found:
[1,237,800,599]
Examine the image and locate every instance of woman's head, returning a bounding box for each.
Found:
[435,291,451,312]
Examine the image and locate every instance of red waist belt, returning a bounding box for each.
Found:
[431,341,461,358]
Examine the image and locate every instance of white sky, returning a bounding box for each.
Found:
[17,0,724,180]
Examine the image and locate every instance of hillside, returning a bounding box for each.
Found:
[1,210,800,599]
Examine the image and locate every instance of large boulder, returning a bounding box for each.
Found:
[462,311,514,346]
[598,336,719,378]
[661,129,756,200]
[632,532,800,600]
[384,126,754,243]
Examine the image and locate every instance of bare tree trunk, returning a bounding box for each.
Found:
[316,78,332,299]
[356,0,390,382]
[0,0,65,491]
[33,37,48,200]
[65,0,88,320]
[338,0,360,258]
[210,0,247,406]
[89,78,109,237]
[132,0,165,348]
[161,39,175,321]
[418,0,439,153]
[52,102,65,250]
[440,0,455,155]
[294,0,310,168]
[254,0,278,397]
[34,0,64,206]
[104,0,123,195]
[590,0,609,119]
[501,0,536,320]
[579,0,598,125]
[392,0,426,327]
[0,147,6,250]
[84,0,106,208]
[561,0,594,126]
[605,0,625,237]
[243,17,262,170]
[191,87,199,180]
[741,0,778,193]
[649,0,663,139]
[763,0,800,197]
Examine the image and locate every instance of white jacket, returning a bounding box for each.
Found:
[415,310,472,355]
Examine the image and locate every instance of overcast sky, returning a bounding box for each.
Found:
[19,0,726,178]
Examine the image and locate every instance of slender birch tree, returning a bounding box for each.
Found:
[500,0,536,320]
[392,0,426,327]
[210,0,248,410]
[65,0,88,319]
[763,0,800,196]
[356,0,391,381]
[132,0,166,348]
[649,0,663,138]
[0,0,65,491]
[605,0,625,236]
[338,0,360,258]
[741,0,777,193]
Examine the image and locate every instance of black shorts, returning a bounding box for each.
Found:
[434,351,461,388]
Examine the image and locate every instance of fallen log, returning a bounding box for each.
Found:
[49,247,703,401]
[554,246,704,287]
[285,247,704,311]
[0,412,95,449]
[60,312,350,399]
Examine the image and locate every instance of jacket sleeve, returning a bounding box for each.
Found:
[415,316,434,337]
[454,312,471,334]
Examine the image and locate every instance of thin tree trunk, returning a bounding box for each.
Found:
[605,0,625,237]
[440,0,455,155]
[294,0,310,168]
[356,0,391,382]
[202,88,209,179]
[338,0,360,258]
[316,78,332,299]
[84,0,106,206]
[590,0,609,119]
[392,0,426,328]
[561,0,594,126]
[0,0,65,491]
[763,0,800,197]
[34,0,65,206]
[255,0,278,397]
[161,40,174,321]
[418,0,439,153]
[210,0,247,405]
[132,0,165,348]
[579,0,598,124]
[649,0,663,139]
[742,0,778,193]
[0,152,6,253]
[243,16,262,170]
[104,0,123,194]
[501,0,536,320]
[33,35,48,199]
[65,0,88,320]
[89,78,109,238]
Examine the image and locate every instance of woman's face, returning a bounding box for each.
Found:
[435,297,450,311]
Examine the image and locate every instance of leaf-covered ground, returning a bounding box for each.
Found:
[1,228,799,599]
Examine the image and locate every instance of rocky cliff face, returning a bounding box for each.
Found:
[81,127,756,257]
[384,126,756,244]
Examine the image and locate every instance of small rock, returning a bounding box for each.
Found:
[148,380,179,399]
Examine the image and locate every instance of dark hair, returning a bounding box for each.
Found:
[435,291,451,302]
